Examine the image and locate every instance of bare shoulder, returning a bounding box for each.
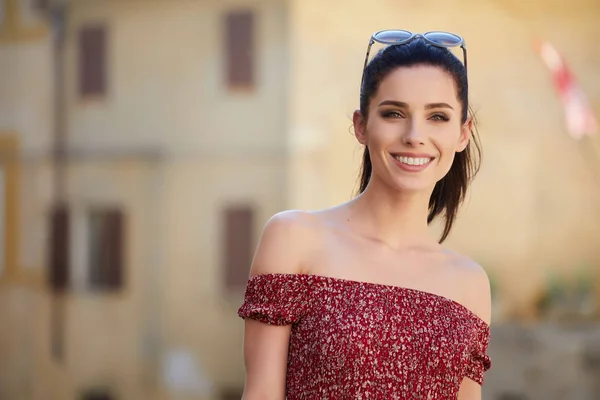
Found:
[446,252,492,325]
[249,210,322,277]
[261,210,323,242]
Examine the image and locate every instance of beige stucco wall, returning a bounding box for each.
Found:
[0,11,54,277]
[59,0,289,398]
[64,0,289,153]
[0,3,56,399]
[2,0,289,397]
[286,0,600,319]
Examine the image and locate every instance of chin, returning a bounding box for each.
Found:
[395,182,435,194]
[388,176,437,194]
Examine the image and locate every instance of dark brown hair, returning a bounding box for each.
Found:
[356,37,482,243]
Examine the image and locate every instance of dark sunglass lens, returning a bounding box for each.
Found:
[373,30,412,44]
[424,31,462,46]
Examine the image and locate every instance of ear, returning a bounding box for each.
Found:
[353,109,368,146]
[456,116,472,152]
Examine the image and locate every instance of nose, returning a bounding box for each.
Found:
[402,120,425,146]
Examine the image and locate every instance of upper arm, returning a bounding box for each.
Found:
[458,259,492,400]
[464,261,492,326]
[458,378,482,400]
[242,211,313,400]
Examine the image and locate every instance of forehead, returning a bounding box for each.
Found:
[374,65,459,106]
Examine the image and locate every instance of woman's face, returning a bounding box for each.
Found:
[354,65,471,193]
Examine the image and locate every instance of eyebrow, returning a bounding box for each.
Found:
[378,100,454,110]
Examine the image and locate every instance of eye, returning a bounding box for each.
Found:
[430,114,449,122]
[381,110,404,119]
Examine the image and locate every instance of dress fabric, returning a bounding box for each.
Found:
[238,273,491,400]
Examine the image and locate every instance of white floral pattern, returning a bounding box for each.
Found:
[238,273,491,399]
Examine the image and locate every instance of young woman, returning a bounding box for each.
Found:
[238,30,492,399]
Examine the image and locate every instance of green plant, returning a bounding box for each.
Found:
[535,270,568,315]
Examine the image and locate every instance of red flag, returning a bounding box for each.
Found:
[535,39,597,139]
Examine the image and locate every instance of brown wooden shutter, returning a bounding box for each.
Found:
[225,11,255,88]
[79,24,107,97]
[105,209,124,289]
[223,206,255,288]
[49,204,70,292]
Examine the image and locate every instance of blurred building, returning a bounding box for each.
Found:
[1,0,289,398]
[0,0,598,399]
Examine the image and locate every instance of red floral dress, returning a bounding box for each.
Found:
[238,273,491,399]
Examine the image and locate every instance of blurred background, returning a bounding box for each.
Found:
[0,0,599,399]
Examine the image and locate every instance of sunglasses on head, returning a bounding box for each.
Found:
[361,30,468,87]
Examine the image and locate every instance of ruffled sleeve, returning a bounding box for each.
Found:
[464,322,492,385]
[238,273,312,326]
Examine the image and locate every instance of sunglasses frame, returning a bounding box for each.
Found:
[360,30,468,88]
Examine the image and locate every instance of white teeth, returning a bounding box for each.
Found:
[393,155,432,166]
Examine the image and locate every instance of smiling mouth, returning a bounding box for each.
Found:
[392,155,434,166]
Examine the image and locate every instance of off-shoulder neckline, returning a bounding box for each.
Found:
[249,272,490,329]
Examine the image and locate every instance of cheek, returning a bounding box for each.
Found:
[367,119,403,145]
[365,122,389,149]
[435,150,457,180]
[433,131,462,169]
[438,127,464,152]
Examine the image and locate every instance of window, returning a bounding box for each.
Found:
[49,204,70,292]
[224,10,255,89]
[88,208,124,291]
[222,205,255,289]
[47,205,125,292]
[78,24,107,97]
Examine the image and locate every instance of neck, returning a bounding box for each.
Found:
[348,177,437,249]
